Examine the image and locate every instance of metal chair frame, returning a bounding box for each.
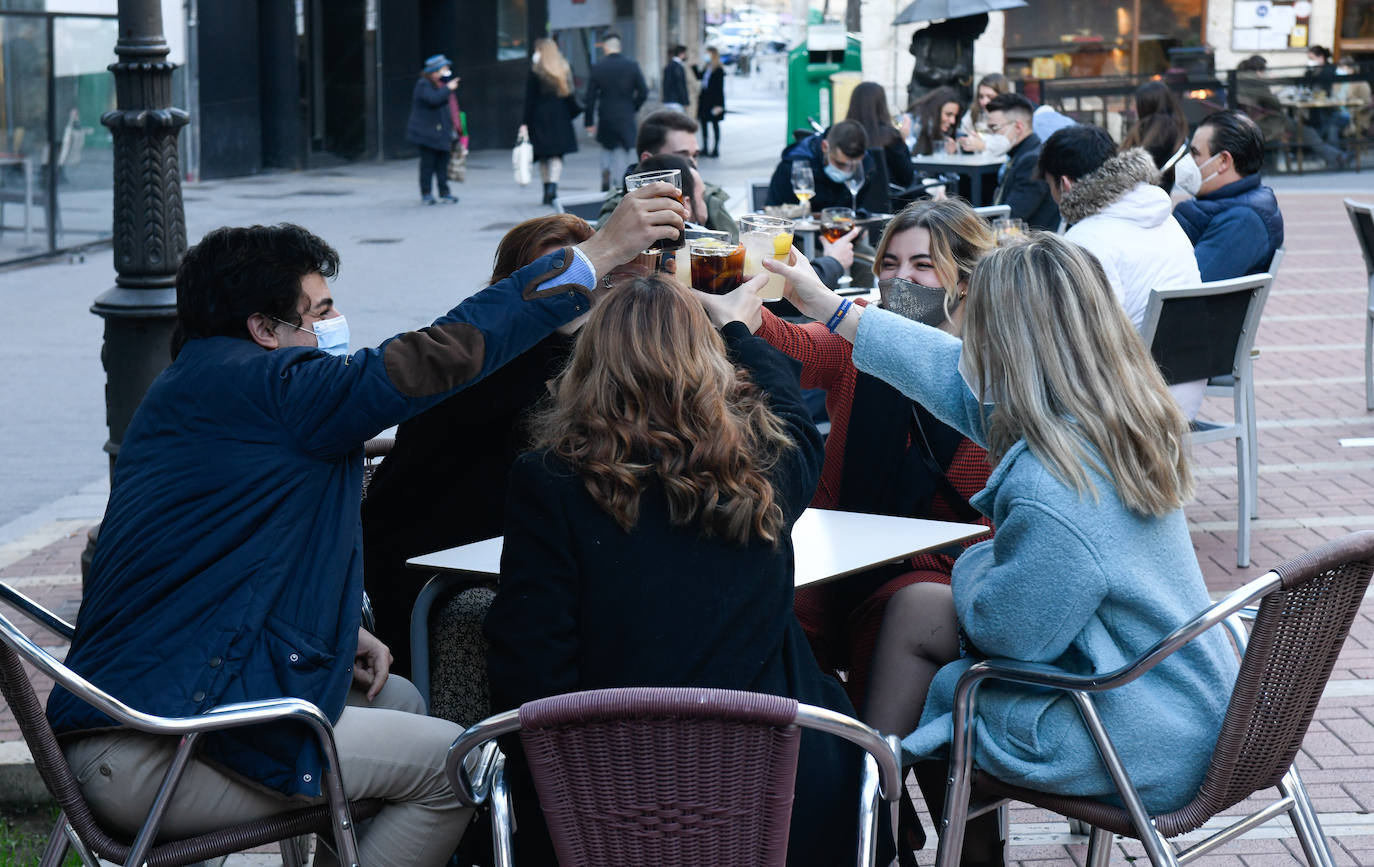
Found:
[444,687,904,867]
[1203,247,1284,519]
[1342,199,1374,410]
[0,583,368,867]
[935,532,1374,867]
[972,204,1011,222]
[1141,273,1273,567]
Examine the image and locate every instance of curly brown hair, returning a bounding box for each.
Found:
[530,273,795,545]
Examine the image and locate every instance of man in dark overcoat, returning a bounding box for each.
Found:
[585,32,648,191]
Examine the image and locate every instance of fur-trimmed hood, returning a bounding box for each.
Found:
[1058,147,1160,225]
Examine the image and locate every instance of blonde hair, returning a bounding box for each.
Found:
[960,233,1193,515]
[531,274,795,545]
[533,37,572,98]
[873,198,995,315]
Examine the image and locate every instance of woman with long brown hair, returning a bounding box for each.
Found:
[519,37,580,205]
[485,273,872,866]
[846,80,915,188]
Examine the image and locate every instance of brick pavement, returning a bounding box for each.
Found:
[1,194,1373,863]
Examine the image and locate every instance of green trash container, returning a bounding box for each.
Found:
[786,25,862,147]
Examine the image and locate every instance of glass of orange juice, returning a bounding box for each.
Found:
[738,214,795,302]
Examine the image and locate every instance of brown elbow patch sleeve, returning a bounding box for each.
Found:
[383,322,486,398]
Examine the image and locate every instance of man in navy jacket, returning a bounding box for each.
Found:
[1173,109,1284,281]
[47,190,683,867]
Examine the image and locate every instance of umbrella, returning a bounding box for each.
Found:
[894,0,1027,25]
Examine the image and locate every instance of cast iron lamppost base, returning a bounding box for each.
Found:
[84,0,188,579]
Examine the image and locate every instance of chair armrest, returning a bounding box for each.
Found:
[445,709,522,808]
[0,583,75,641]
[958,568,1282,697]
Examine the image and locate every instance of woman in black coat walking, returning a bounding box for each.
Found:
[404,53,459,205]
[485,273,874,866]
[519,38,580,206]
[695,46,726,156]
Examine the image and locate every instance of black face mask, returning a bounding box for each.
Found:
[878,277,956,327]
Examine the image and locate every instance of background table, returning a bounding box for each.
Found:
[911,152,1006,206]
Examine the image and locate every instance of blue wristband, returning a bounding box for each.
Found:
[825,298,853,332]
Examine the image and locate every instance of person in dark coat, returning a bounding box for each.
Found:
[766,121,888,215]
[585,32,647,191]
[519,38,581,206]
[906,13,986,106]
[405,53,460,205]
[485,273,880,866]
[1172,109,1284,281]
[985,92,1061,230]
[845,81,915,188]
[362,214,594,678]
[662,44,690,112]
[695,46,727,156]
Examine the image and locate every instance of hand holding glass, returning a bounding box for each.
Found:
[739,214,795,302]
[624,168,685,250]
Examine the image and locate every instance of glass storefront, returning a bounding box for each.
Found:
[1002,0,1205,80]
[0,10,115,265]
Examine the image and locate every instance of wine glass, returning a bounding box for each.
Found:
[790,161,815,215]
[844,159,865,213]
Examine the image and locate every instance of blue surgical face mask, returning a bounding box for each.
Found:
[270,313,351,357]
[311,315,350,356]
[824,162,852,184]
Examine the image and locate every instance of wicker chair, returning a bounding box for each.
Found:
[933,531,1374,867]
[445,686,903,867]
[0,582,381,867]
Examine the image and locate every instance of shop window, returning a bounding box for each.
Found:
[497,0,528,62]
[1003,0,1205,79]
[1340,0,1374,51]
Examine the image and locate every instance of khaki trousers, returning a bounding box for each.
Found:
[63,676,471,867]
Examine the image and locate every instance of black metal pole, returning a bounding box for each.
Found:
[84,0,188,577]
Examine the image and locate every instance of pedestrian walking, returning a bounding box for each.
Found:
[519,37,581,206]
[695,46,726,157]
[585,32,647,192]
[405,53,460,205]
[662,44,690,113]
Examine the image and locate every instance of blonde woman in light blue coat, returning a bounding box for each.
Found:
[760,234,1239,866]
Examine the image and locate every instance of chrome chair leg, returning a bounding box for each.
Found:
[38,816,73,867]
[1281,768,1336,867]
[279,833,310,867]
[1085,825,1114,867]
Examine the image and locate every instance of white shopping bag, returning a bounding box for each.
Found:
[512,130,533,187]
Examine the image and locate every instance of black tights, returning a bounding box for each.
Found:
[417,146,451,198]
[701,118,720,154]
[863,582,1004,865]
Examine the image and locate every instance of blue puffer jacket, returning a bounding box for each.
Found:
[1172,174,1284,281]
[47,250,595,797]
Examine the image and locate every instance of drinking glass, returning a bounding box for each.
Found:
[738,214,795,302]
[624,168,684,251]
[844,160,865,212]
[820,207,856,243]
[790,161,815,215]
[687,229,746,295]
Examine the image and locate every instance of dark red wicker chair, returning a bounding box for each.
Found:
[444,686,903,867]
[0,582,381,867]
[934,531,1374,867]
